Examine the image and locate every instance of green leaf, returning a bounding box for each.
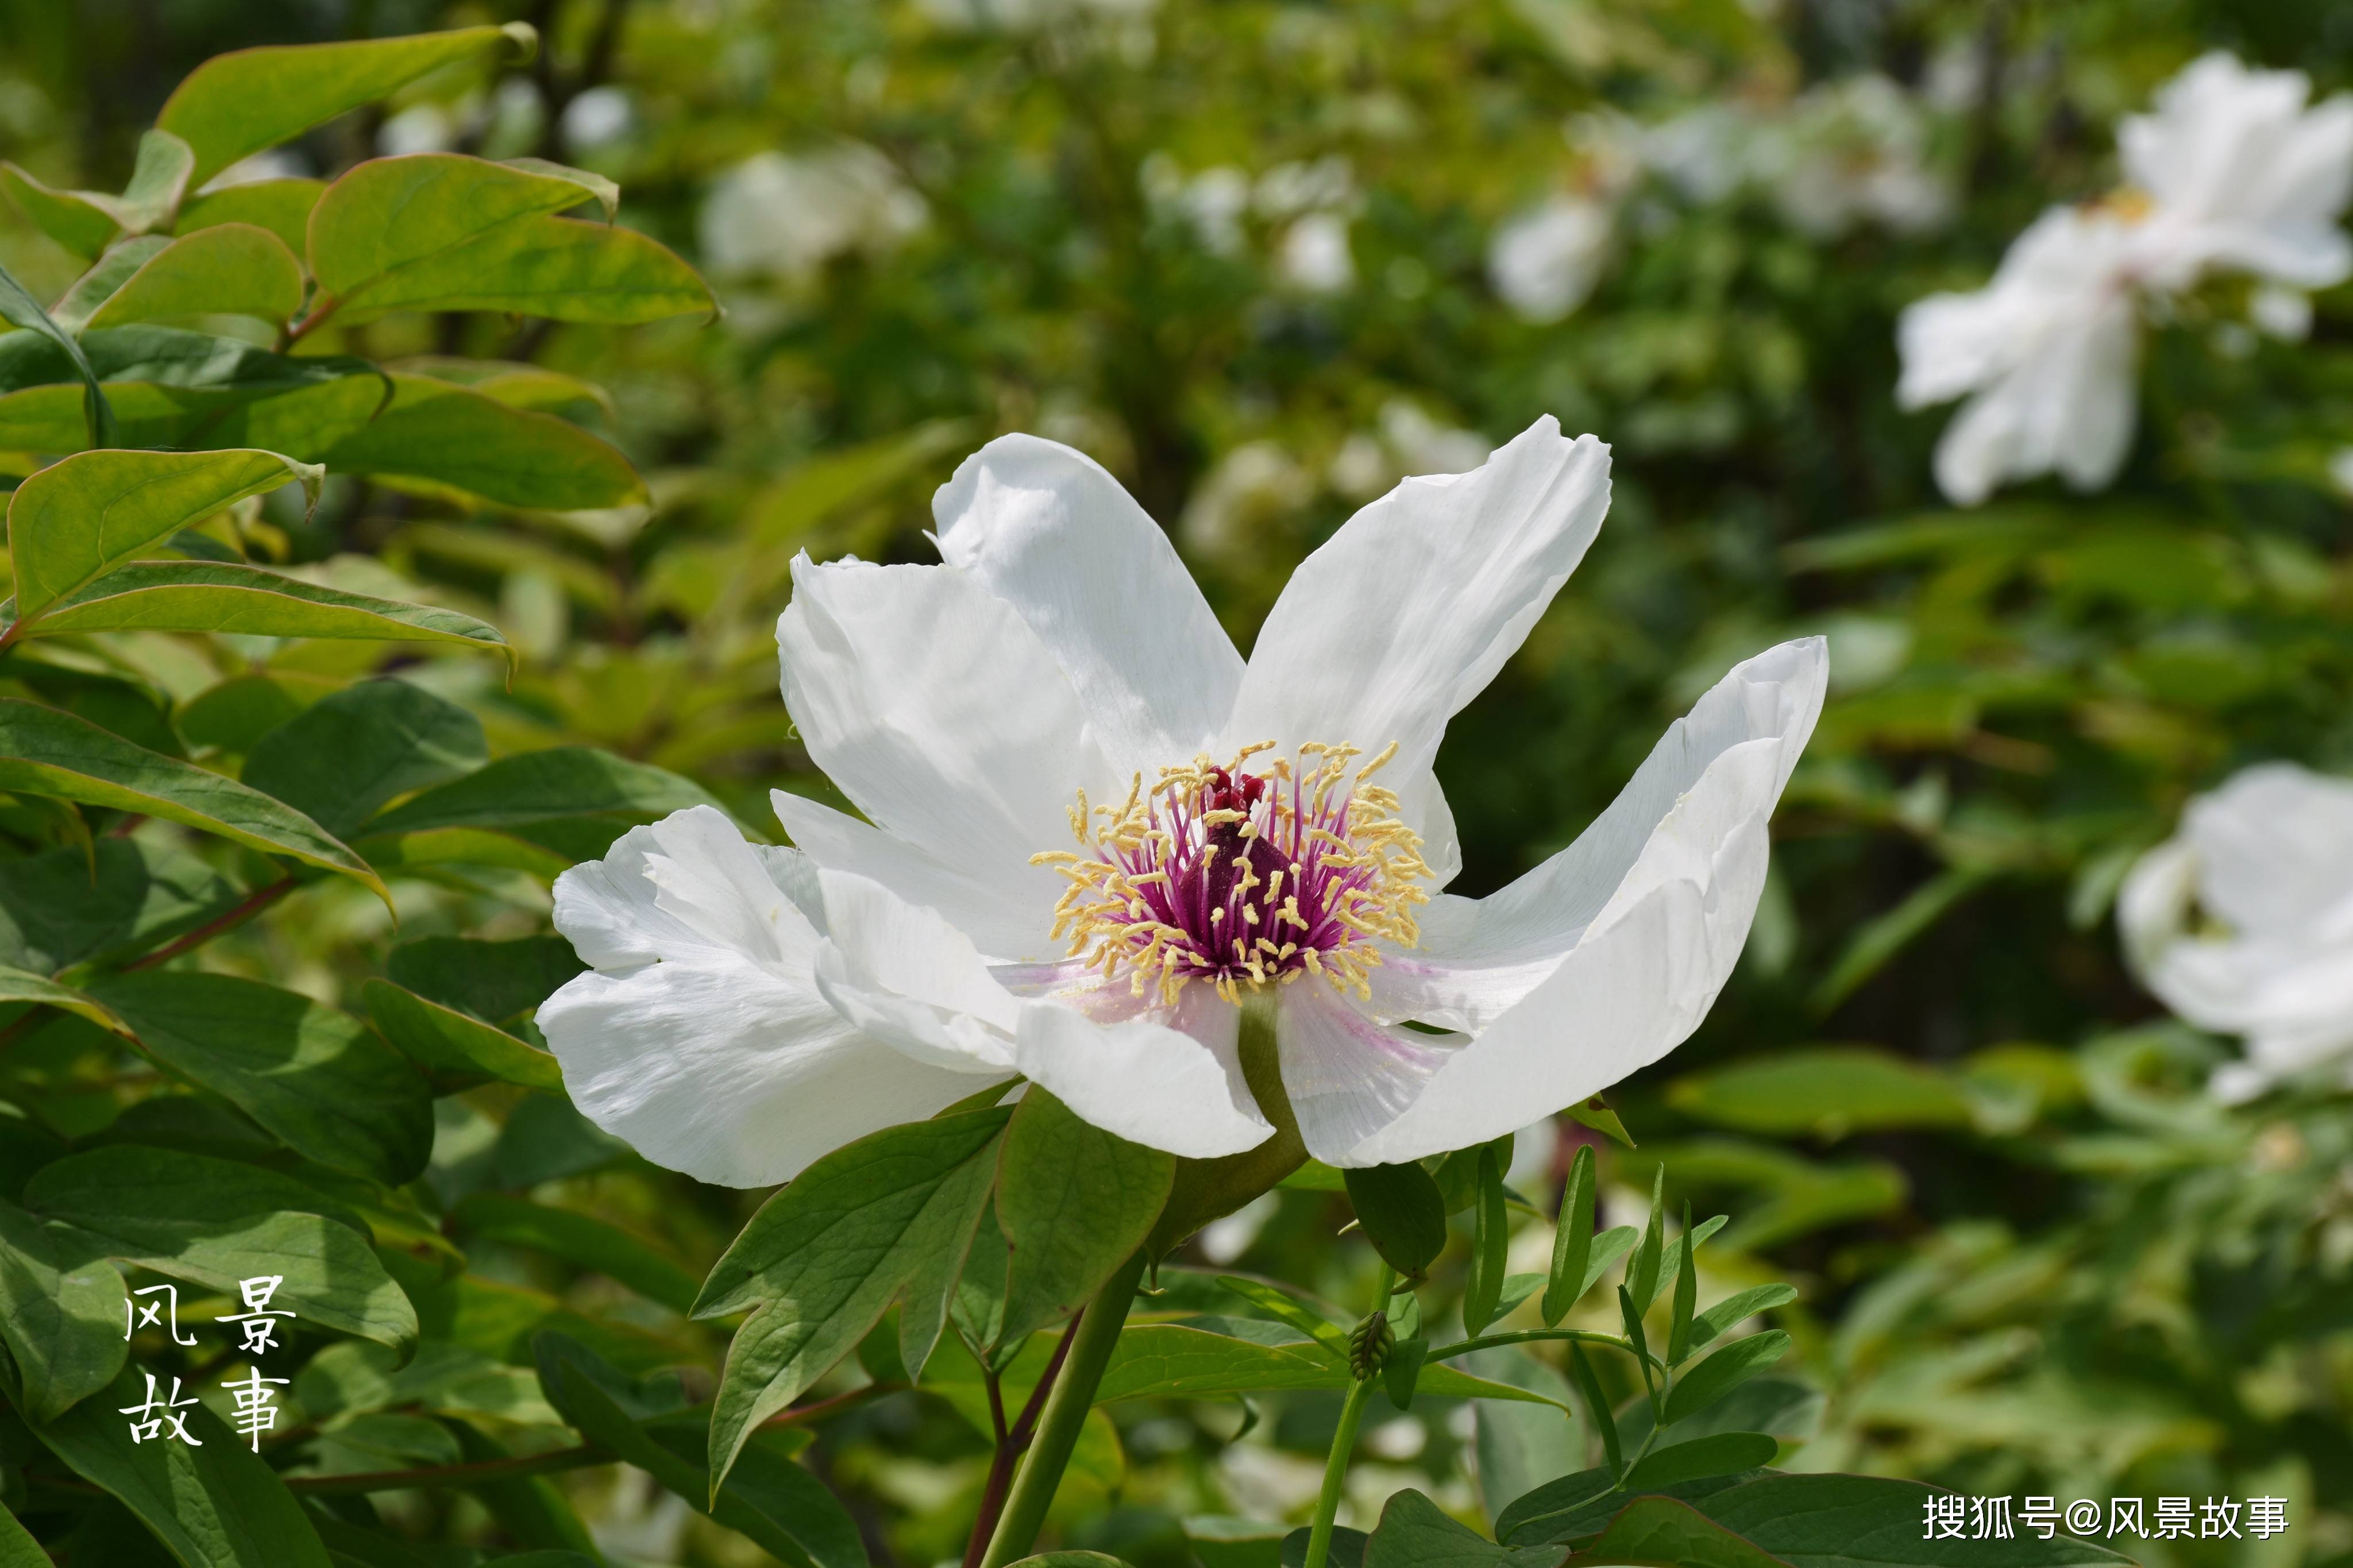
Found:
[307,153,709,326]
[1669,1046,1977,1140]
[22,1145,419,1353]
[157,25,538,186]
[361,746,726,837]
[82,223,306,329]
[454,1195,698,1314]
[1542,1144,1596,1327]
[0,1197,126,1421]
[322,372,646,509]
[1811,870,1993,1015]
[21,561,511,667]
[1072,1321,1549,1405]
[113,130,199,234]
[240,678,485,840]
[364,979,566,1094]
[1,163,121,261]
[1361,1489,1563,1568]
[1695,1474,2135,1566]
[0,963,131,1036]
[27,1362,333,1567]
[176,178,326,254]
[6,446,319,622]
[1342,1162,1448,1281]
[0,837,237,975]
[1688,1285,1798,1356]
[997,1089,1173,1343]
[694,1108,1009,1494]
[0,260,115,446]
[1625,1431,1781,1490]
[1496,1466,1758,1548]
[1463,1145,1509,1335]
[1213,1277,1353,1361]
[51,236,168,330]
[0,329,383,455]
[88,971,434,1184]
[1563,1096,1634,1148]
[0,698,386,901]
[1573,1494,1788,1568]
[1668,1202,1699,1365]
[1626,1167,1665,1313]
[1661,1331,1791,1427]
[536,1333,869,1568]
[385,935,583,1024]
[1383,1334,1426,1411]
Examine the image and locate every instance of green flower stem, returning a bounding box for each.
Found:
[979,1248,1149,1568]
[1302,1262,1396,1568]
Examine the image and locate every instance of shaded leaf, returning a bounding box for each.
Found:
[1697,1474,2134,1566]
[241,679,485,839]
[361,746,724,836]
[1361,1489,1564,1568]
[22,1145,419,1352]
[88,970,434,1184]
[1625,1431,1783,1490]
[322,373,645,509]
[0,260,114,446]
[0,699,384,900]
[455,1195,697,1314]
[0,1197,126,1421]
[997,1089,1173,1343]
[1661,1332,1792,1427]
[364,979,565,1094]
[1343,1162,1448,1281]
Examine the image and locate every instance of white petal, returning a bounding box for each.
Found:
[1345,736,1788,1165]
[542,955,983,1187]
[1225,418,1610,844]
[932,434,1245,781]
[816,869,1025,1036]
[1014,996,1274,1159]
[552,805,809,970]
[778,557,1111,913]
[772,788,1057,961]
[1365,638,1826,1032]
[1274,984,1456,1166]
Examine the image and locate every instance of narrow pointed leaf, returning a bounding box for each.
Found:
[365,978,565,1093]
[1463,1145,1509,1335]
[1688,1284,1799,1355]
[1568,1341,1621,1480]
[1542,1142,1596,1326]
[1627,1167,1665,1312]
[1625,1431,1781,1490]
[1668,1200,1698,1365]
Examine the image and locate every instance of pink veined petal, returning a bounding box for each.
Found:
[1223,417,1610,875]
[1364,638,1826,1034]
[778,556,1113,919]
[1273,983,1457,1167]
[933,433,1246,783]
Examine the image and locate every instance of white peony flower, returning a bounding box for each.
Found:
[540,420,1827,1184]
[1488,196,1614,322]
[1896,207,2143,507]
[2119,763,2353,1103]
[1763,75,1951,240]
[1898,52,2353,508]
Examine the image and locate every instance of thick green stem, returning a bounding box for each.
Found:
[978,1249,1147,1568]
[1302,1262,1396,1568]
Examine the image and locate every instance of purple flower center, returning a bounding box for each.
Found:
[1036,744,1431,1004]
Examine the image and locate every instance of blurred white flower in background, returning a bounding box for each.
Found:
[2120,763,2353,1103]
[1142,159,1251,255]
[699,143,928,280]
[1896,207,2142,507]
[1899,52,2353,506]
[1277,210,1355,293]
[378,102,457,156]
[561,85,636,152]
[1762,74,1951,240]
[1488,195,1613,322]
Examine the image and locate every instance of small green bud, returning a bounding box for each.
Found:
[1347,1309,1395,1379]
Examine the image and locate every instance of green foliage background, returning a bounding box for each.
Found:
[0,0,2350,1565]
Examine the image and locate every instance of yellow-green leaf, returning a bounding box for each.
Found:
[83,223,306,329]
